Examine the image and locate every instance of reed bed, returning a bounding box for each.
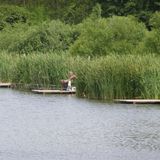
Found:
[0,53,160,99]
[0,52,16,82]
[75,55,160,99]
[12,54,69,88]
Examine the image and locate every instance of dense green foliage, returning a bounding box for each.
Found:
[9,20,76,54]
[0,5,48,30]
[144,29,160,54]
[0,2,160,100]
[150,11,160,29]
[0,3,159,55]
[70,16,146,56]
[0,5,30,30]
[143,12,160,54]
[0,0,160,25]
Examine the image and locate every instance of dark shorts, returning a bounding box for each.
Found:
[63,82,68,90]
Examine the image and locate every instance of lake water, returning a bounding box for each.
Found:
[0,88,160,160]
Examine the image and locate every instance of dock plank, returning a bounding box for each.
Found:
[32,89,76,94]
[0,83,12,88]
[115,99,160,104]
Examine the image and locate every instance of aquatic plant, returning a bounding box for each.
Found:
[74,54,160,99]
[0,52,16,82]
[1,53,159,99]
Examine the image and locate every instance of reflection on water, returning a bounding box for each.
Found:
[0,88,160,160]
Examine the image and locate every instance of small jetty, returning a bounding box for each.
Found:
[115,99,160,104]
[32,89,76,94]
[0,83,12,88]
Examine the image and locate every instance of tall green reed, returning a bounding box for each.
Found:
[75,55,160,99]
[12,53,78,88]
[1,53,160,99]
[0,52,16,82]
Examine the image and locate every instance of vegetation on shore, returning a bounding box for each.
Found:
[1,53,160,99]
[0,2,160,100]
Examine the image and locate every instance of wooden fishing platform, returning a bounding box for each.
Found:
[0,83,12,88]
[115,99,160,104]
[32,89,76,94]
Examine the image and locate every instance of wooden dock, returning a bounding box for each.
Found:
[115,99,160,104]
[0,83,12,88]
[32,89,76,94]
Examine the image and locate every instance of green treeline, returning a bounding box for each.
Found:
[0,5,160,55]
[0,0,160,25]
[0,2,160,100]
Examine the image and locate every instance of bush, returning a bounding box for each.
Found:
[0,5,49,30]
[0,21,6,30]
[143,29,160,54]
[0,5,31,27]
[9,20,76,54]
[70,16,147,57]
[150,12,160,29]
[0,23,35,51]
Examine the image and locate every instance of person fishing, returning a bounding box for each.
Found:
[60,71,77,90]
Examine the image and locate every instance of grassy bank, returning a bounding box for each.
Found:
[1,53,160,99]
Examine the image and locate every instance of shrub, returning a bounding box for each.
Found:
[0,5,31,26]
[143,29,160,54]
[0,23,35,51]
[70,16,147,57]
[0,21,6,30]
[150,12,160,29]
[9,20,76,54]
[0,5,48,30]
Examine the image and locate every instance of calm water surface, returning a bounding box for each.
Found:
[0,88,160,160]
